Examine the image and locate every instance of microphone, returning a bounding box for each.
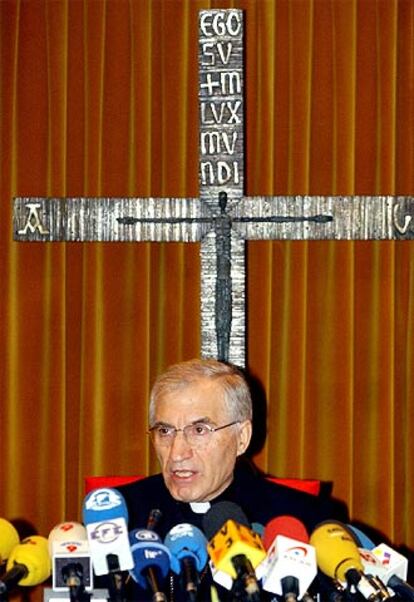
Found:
[347,525,414,601]
[48,521,89,556]
[203,501,266,602]
[129,528,171,602]
[1,535,51,594]
[48,521,93,596]
[0,519,19,564]
[310,521,392,600]
[347,524,376,550]
[316,571,347,602]
[83,488,133,602]
[358,546,414,600]
[146,509,163,532]
[82,488,133,576]
[251,522,264,538]
[261,516,317,601]
[164,523,208,601]
[262,515,309,551]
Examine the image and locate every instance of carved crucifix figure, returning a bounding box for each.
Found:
[13,9,414,367]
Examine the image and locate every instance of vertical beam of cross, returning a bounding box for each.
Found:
[198,10,245,365]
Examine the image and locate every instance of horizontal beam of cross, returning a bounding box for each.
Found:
[13,196,414,242]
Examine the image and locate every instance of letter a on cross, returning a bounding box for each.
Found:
[13,9,414,368]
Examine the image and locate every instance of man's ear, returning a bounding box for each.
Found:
[237,420,252,456]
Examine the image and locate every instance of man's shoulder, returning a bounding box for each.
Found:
[236,464,319,506]
[118,473,165,494]
[236,459,330,501]
[115,473,170,529]
[233,460,348,532]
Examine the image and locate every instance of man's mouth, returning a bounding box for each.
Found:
[171,470,197,479]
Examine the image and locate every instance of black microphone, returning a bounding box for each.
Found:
[146,509,162,532]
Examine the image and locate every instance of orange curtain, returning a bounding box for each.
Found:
[1,0,413,567]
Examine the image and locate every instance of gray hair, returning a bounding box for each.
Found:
[148,358,253,426]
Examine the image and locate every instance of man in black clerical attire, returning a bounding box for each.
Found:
[118,358,345,601]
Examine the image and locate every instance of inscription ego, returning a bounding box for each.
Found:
[200,11,242,37]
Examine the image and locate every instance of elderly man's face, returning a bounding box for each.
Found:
[151,377,252,502]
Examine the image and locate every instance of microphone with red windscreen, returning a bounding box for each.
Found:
[261,515,317,601]
[262,516,309,550]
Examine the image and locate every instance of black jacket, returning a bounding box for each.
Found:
[112,460,347,601]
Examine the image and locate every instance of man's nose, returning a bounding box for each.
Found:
[168,430,193,461]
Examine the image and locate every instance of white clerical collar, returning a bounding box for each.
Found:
[189,501,211,513]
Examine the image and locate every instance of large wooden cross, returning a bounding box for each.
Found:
[13,9,414,368]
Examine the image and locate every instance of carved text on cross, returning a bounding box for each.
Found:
[13,9,414,368]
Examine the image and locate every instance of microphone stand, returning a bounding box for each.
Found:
[105,554,126,602]
[62,563,91,602]
[181,558,198,602]
[228,556,261,602]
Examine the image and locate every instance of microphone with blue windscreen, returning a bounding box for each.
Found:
[164,523,208,601]
[82,488,133,576]
[346,524,376,550]
[129,528,171,602]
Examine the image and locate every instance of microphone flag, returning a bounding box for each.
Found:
[82,488,133,576]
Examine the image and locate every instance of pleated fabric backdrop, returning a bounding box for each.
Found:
[1,0,414,569]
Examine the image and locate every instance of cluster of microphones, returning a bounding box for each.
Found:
[1,488,413,601]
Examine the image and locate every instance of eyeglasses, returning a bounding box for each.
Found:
[148,421,240,448]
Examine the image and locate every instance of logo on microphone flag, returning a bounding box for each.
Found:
[373,547,392,566]
[85,489,123,511]
[285,545,309,559]
[207,519,266,578]
[262,535,317,599]
[90,522,124,544]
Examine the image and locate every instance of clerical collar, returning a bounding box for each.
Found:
[190,501,211,513]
